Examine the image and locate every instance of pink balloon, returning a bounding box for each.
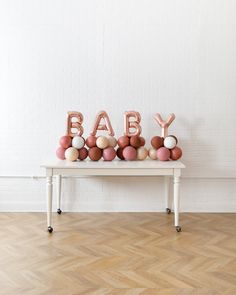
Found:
[157,147,170,161]
[123,146,137,161]
[85,136,97,148]
[103,147,116,161]
[154,113,175,138]
[67,111,84,137]
[56,147,66,160]
[60,136,72,149]
[90,110,115,136]
[124,111,142,137]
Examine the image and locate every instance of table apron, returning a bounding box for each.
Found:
[48,168,176,176]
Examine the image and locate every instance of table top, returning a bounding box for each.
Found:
[41,159,185,169]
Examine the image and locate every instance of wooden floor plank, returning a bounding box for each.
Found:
[0,213,236,294]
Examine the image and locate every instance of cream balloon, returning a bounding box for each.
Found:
[137,147,148,160]
[65,147,79,161]
[149,147,157,160]
[107,136,117,147]
[96,136,109,149]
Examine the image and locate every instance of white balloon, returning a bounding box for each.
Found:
[72,136,85,149]
[164,136,177,149]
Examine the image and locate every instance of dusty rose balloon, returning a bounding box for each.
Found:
[137,147,148,160]
[60,135,72,149]
[149,147,157,160]
[157,147,170,161]
[65,147,79,161]
[88,147,102,161]
[170,146,182,160]
[86,136,97,148]
[117,147,125,160]
[118,136,130,148]
[56,147,66,160]
[130,135,142,148]
[103,147,116,161]
[140,137,145,146]
[123,146,137,161]
[78,147,88,161]
[151,136,164,149]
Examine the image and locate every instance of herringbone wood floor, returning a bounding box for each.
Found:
[0,213,235,295]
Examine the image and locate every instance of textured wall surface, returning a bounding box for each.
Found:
[0,0,236,211]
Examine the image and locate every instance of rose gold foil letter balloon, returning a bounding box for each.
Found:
[67,111,84,137]
[124,111,142,137]
[90,110,115,136]
[154,113,175,138]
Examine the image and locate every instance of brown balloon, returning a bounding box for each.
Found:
[130,135,142,148]
[117,136,130,148]
[170,146,182,160]
[88,147,102,161]
[79,147,88,161]
[151,136,164,149]
[140,137,145,146]
[116,147,125,160]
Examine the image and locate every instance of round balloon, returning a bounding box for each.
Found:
[170,146,182,160]
[86,136,97,148]
[164,136,177,149]
[65,147,79,161]
[56,147,66,160]
[117,136,130,148]
[123,146,137,161]
[96,136,109,149]
[149,147,157,160]
[88,147,102,161]
[130,135,142,148]
[157,147,170,161]
[72,136,85,149]
[60,135,72,149]
[107,136,117,148]
[117,147,125,160]
[103,147,116,161]
[78,147,88,161]
[137,147,148,160]
[151,136,164,149]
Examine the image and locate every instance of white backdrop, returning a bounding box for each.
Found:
[0,0,236,212]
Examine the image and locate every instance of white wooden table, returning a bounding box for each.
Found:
[41,160,185,233]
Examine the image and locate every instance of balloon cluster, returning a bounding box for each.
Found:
[86,135,117,161]
[56,135,88,161]
[117,135,148,161]
[149,135,182,161]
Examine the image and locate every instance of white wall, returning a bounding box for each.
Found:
[0,0,236,212]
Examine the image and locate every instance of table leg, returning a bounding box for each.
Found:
[164,176,171,214]
[47,176,53,233]
[56,175,62,214]
[174,176,181,232]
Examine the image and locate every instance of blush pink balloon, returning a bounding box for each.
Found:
[157,147,170,161]
[56,147,66,160]
[60,135,72,149]
[86,135,97,148]
[123,146,137,161]
[103,147,116,161]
